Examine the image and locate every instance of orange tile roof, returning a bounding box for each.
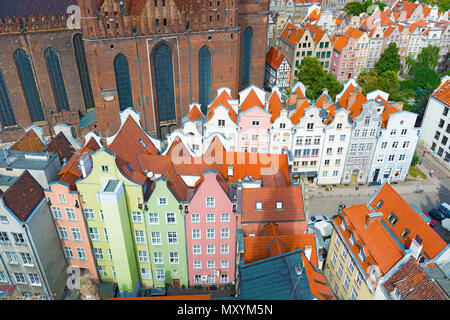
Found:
[244,232,316,264]
[241,186,305,224]
[186,104,204,121]
[324,104,338,125]
[267,91,283,122]
[414,19,427,27]
[381,104,400,128]
[333,35,349,52]
[207,89,237,123]
[337,83,356,107]
[263,222,280,236]
[240,88,265,113]
[108,116,159,184]
[384,26,395,37]
[335,204,405,276]
[261,170,288,187]
[424,6,431,17]
[59,137,100,190]
[164,136,192,158]
[348,92,369,119]
[43,132,76,165]
[279,23,305,47]
[380,17,393,26]
[301,252,336,300]
[290,99,310,125]
[9,129,45,152]
[369,183,447,260]
[432,79,450,105]
[335,18,342,25]
[345,26,364,39]
[266,47,285,70]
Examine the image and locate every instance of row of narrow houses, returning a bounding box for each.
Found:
[167,80,419,185]
[0,88,447,299]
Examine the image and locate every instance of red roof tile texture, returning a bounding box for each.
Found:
[369,183,447,260]
[266,47,286,70]
[43,132,76,165]
[432,79,450,105]
[382,257,447,300]
[301,252,336,300]
[2,171,44,222]
[207,89,237,123]
[240,88,265,113]
[9,130,45,152]
[241,186,305,224]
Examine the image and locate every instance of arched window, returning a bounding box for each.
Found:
[45,48,69,112]
[14,49,45,123]
[0,69,17,127]
[114,54,133,111]
[241,27,253,88]
[73,34,94,110]
[153,43,175,123]
[198,46,212,115]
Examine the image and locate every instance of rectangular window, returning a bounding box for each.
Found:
[387,212,399,226]
[207,260,215,269]
[13,272,26,284]
[337,262,344,279]
[28,273,41,286]
[153,252,163,264]
[59,227,69,241]
[192,229,201,240]
[221,213,230,223]
[166,212,176,224]
[71,228,82,241]
[151,232,161,245]
[207,244,215,255]
[193,244,201,255]
[158,197,167,206]
[101,165,109,172]
[83,209,95,220]
[331,251,337,267]
[5,252,18,264]
[138,251,148,263]
[206,197,215,208]
[348,259,355,275]
[169,252,179,264]
[52,207,63,220]
[57,194,67,204]
[103,228,109,242]
[221,229,230,241]
[221,260,229,269]
[88,228,99,241]
[191,213,200,223]
[64,247,74,260]
[221,244,229,254]
[193,260,202,269]
[77,248,87,261]
[148,213,159,224]
[92,248,104,261]
[65,208,76,221]
[0,271,7,283]
[218,119,225,127]
[206,228,215,240]
[343,274,351,292]
[141,268,151,280]
[132,211,142,223]
[167,232,178,245]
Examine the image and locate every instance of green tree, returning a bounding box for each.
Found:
[295,57,343,101]
[375,42,401,74]
[416,45,440,70]
[375,1,387,11]
[344,1,365,15]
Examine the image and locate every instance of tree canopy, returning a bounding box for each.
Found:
[294,57,343,101]
[344,0,386,15]
[375,42,401,74]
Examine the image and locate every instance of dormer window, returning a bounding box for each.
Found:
[358,246,366,262]
[276,201,283,209]
[349,230,356,246]
[387,212,398,226]
[139,139,146,148]
[369,265,378,283]
[375,199,384,209]
[340,218,347,231]
[400,228,410,239]
[255,201,263,210]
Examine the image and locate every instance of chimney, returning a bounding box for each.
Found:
[304,246,312,261]
[228,165,234,178]
[391,101,403,111]
[347,92,357,109]
[364,212,383,229]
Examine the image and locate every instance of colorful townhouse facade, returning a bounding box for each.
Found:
[0,171,67,300]
[324,182,448,300]
[185,170,236,286]
[265,47,292,89]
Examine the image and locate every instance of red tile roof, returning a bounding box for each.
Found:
[432,79,450,105]
[240,88,265,113]
[186,104,204,122]
[369,183,447,260]
[267,91,283,122]
[2,170,44,222]
[266,47,286,70]
[290,99,310,125]
[241,186,305,224]
[301,252,336,300]
[59,137,100,190]
[9,129,45,152]
[43,132,76,165]
[382,257,447,300]
[333,35,349,52]
[335,204,405,276]
[207,89,237,123]
[108,116,159,184]
[279,23,305,47]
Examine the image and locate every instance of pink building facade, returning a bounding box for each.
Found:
[185,171,236,286]
[330,36,358,81]
[45,182,99,283]
[237,107,272,153]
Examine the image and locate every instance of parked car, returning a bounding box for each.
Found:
[308,215,330,225]
[439,203,450,218]
[428,209,447,221]
[423,212,437,228]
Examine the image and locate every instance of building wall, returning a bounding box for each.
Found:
[238,108,272,153]
[44,182,99,283]
[324,227,375,300]
[185,172,235,286]
[204,104,238,151]
[270,109,293,154]
[0,29,87,143]
[421,96,450,167]
[368,112,419,183]
[145,179,188,287]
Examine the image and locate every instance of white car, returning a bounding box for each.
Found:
[308,215,330,225]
